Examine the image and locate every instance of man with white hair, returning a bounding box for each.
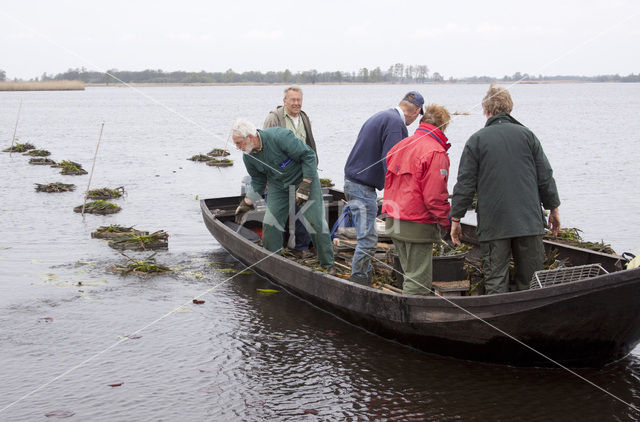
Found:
[232,118,336,275]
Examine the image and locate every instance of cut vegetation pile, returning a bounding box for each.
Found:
[108,230,169,251]
[544,227,616,254]
[23,149,51,157]
[35,182,76,193]
[320,178,335,188]
[206,158,233,167]
[91,225,149,239]
[86,186,125,200]
[74,200,121,214]
[111,253,172,275]
[207,148,230,157]
[188,154,212,162]
[3,142,35,153]
[29,158,56,165]
[54,160,87,175]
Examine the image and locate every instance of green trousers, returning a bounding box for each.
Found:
[480,235,544,295]
[392,239,433,295]
[262,183,334,268]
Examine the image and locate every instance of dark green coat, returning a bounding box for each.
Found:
[451,113,560,241]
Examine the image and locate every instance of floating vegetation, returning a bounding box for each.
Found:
[111,253,172,275]
[108,230,169,251]
[91,225,149,239]
[35,182,75,193]
[207,148,230,157]
[453,111,471,115]
[55,160,87,175]
[320,178,335,187]
[206,158,233,167]
[432,242,472,257]
[3,142,35,152]
[24,149,51,157]
[73,200,121,214]
[188,154,212,162]
[544,227,616,254]
[30,157,56,165]
[86,186,124,200]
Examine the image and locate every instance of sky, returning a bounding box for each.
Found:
[1,0,640,80]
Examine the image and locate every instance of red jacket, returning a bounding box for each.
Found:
[382,123,451,227]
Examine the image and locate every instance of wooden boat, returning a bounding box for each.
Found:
[200,189,640,368]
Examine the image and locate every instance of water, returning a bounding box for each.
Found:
[1,83,639,420]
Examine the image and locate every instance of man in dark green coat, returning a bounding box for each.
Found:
[450,85,561,294]
[231,118,336,275]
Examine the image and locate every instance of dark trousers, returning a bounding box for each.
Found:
[480,235,544,295]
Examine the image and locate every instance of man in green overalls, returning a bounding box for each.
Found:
[231,118,336,275]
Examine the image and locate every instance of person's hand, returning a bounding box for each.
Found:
[450,220,462,246]
[235,197,254,224]
[548,208,561,237]
[295,178,312,206]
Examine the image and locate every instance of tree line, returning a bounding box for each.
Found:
[3,65,640,84]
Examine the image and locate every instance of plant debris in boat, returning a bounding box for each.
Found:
[86,186,124,200]
[108,230,169,251]
[23,149,51,157]
[544,227,616,254]
[29,157,56,165]
[91,225,149,239]
[188,154,213,162]
[3,142,35,152]
[207,148,230,157]
[73,200,121,214]
[320,178,335,187]
[111,253,172,275]
[54,160,88,175]
[35,182,75,192]
[206,158,233,167]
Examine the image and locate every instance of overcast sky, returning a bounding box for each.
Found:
[2,0,639,80]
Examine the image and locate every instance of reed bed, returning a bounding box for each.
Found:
[0,80,85,91]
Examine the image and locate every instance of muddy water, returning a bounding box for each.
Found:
[1,84,639,420]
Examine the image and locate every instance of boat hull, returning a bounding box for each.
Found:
[201,196,640,367]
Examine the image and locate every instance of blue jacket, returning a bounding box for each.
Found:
[344,108,408,190]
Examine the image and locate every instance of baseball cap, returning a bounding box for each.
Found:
[403,91,425,114]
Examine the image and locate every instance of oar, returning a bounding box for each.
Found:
[9,99,22,157]
[81,122,105,217]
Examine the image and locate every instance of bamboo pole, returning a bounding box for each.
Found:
[9,99,22,157]
[81,122,105,217]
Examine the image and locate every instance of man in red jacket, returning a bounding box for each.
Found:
[382,104,452,295]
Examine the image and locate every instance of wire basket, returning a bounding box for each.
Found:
[530,264,608,289]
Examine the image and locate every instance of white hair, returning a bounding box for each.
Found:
[231,118,257,138]
[284,85,303,97]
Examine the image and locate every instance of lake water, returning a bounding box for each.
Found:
[1,83,639,420]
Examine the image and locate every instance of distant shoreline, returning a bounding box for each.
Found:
[0,80,85,91]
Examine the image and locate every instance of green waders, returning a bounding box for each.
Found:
[262,182,334,268]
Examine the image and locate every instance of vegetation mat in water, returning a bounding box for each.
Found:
[544,227,616,254]
[206,158,233,167]
[29,158,56,165]
[74,200,121,214]
[3,142,35,152]
[188,154,212,162]
[320,178,335,187]
[23,149,51,157]
[55,160,87,175]
[207,148,230,157]
[111,253,172,275]
[86,186,125,200]
[35,182,75,193]
[108,230,169,251]
[91,225,149,239]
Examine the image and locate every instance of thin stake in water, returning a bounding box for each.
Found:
[81,122,105,217]
[9,99,22,157]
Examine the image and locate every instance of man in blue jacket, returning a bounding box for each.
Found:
[343,91,424,285]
